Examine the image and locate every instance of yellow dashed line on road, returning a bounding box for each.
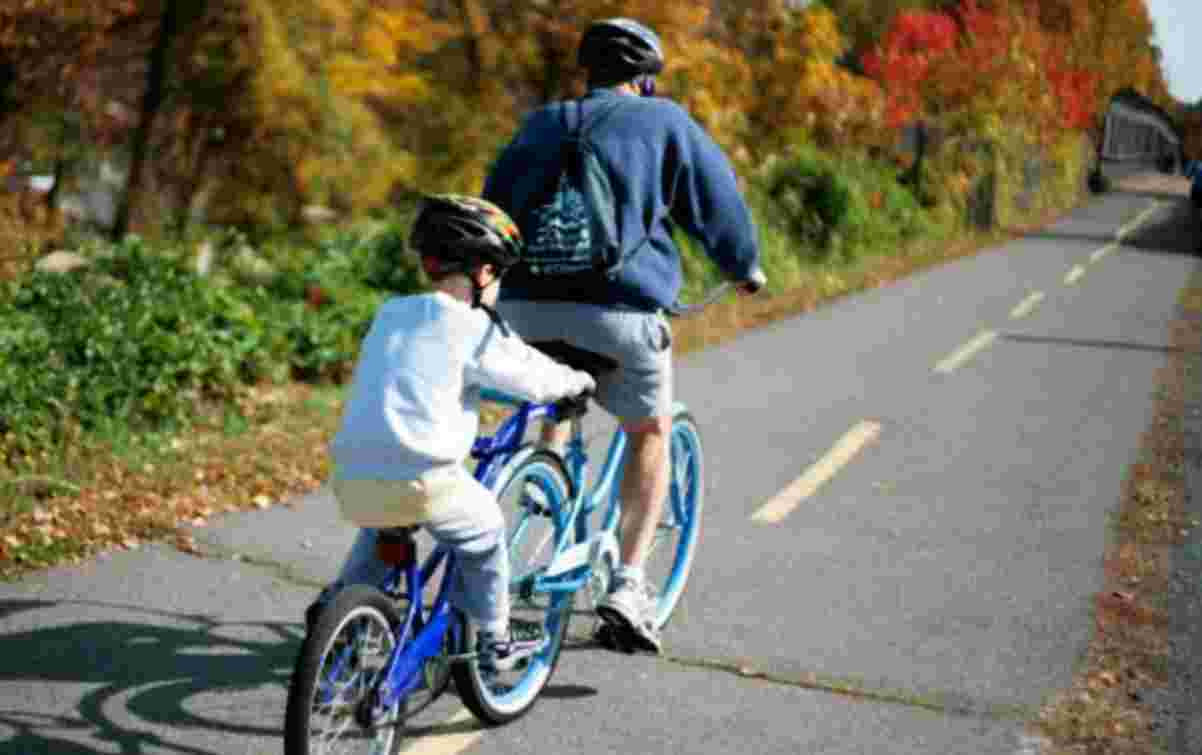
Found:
[1090,243,1118,263]
[1117,202,1165,241]
[752,421,882,524]
[1009,291,1045,320]
[934,330,998,374]
[1064,265,1086,286]
[407,709,482,755]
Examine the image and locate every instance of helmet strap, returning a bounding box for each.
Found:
[469,277,511,337]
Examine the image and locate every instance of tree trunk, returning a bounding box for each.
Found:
[455,0,485,94]
[111,1,180,240]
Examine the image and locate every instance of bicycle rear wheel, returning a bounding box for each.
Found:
[284,585,404,755]
[453,447,574,725]
[643,407,704,629]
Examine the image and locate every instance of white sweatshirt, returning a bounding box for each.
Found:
[330,292,593,481]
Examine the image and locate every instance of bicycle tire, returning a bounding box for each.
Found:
[644,407,704,629]
[284,585,404,755]
[453,447,574,725]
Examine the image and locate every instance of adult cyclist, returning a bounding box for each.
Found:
[484,18,765,654]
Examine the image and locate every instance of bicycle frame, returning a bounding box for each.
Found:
[362,396,596,716]
[474,388,627,597]
[361,543,459,716]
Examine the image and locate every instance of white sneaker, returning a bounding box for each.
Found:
[596,578,661,654]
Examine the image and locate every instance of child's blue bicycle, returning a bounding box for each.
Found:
[283,285,737,755]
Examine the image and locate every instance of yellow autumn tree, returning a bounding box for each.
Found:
[679,2,882,158]
[202,0,443,225]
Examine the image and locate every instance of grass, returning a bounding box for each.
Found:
[0,384,340,574]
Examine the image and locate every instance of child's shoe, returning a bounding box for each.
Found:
[477,619,546,672]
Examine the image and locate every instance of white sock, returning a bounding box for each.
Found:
[615,564,644,585]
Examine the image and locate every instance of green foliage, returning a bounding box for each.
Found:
[752,143,935,265]
[0,237,256,461]
[0,219,426,463]
[758,146,853,260]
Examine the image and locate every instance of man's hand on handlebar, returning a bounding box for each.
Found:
[737,267,767,297]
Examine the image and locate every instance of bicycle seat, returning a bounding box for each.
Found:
[376,527,418,565]
[530,340,619,378]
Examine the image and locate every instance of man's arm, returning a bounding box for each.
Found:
[665,109,760,284]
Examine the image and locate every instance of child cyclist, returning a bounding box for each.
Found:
[310,195,595,671]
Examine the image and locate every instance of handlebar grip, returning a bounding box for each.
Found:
[742,267,767,294]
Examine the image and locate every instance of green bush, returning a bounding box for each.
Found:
[0,219,427,462]
[753,144,936,265]
[0,237,262,461]
[758,145,853,260]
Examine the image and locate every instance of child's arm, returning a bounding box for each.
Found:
[469,328,595,404]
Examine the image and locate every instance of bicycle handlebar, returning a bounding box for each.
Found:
[552,391,592,421]
[666,267,767,318]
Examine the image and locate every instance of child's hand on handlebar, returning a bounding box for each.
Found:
[571,371,596,395]
[554,390,592,421]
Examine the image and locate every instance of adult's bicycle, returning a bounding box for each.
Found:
[486,276,763,653]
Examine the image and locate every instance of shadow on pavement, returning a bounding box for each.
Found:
[0,598,301,755]
[0,598,602,755]
[1022,194,1201,257]
[999,333,1198,355]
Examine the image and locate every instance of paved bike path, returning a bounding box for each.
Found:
[1,180,1197,754]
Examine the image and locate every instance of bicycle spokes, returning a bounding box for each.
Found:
[310,615,398,754]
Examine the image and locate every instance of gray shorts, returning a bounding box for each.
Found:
[498,299,673,420]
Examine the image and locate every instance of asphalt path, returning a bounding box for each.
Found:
[1,180,1199,755]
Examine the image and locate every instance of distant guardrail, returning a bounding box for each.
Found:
[1100,89,1182,171]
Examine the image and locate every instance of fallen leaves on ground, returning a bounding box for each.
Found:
[1036,274,1202,753]
[0,384,336,576]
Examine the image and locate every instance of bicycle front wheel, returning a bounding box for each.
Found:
[644,407,704,629]
[284,585,404,755]
[453,446,574,725]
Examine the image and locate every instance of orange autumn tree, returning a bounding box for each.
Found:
[0,1,137,189]
[209,0,449,224]
[671,2,883,161]
[390,1,712,191]
[356,2,880,188]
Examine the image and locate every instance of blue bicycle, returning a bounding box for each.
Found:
[282,394,704,754]
[282,282,743,754]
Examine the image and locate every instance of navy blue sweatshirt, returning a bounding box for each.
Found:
[484,88,759,312]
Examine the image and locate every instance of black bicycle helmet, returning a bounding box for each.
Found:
[578,18,664,86]
[409,194,523,278]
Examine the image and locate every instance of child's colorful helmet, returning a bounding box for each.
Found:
[409,195,523,277]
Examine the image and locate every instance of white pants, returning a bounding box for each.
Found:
[326,469,510,634]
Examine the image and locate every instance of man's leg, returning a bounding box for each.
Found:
[538,413,670,569]
[616,416,672,569]
[596,414,671,654]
